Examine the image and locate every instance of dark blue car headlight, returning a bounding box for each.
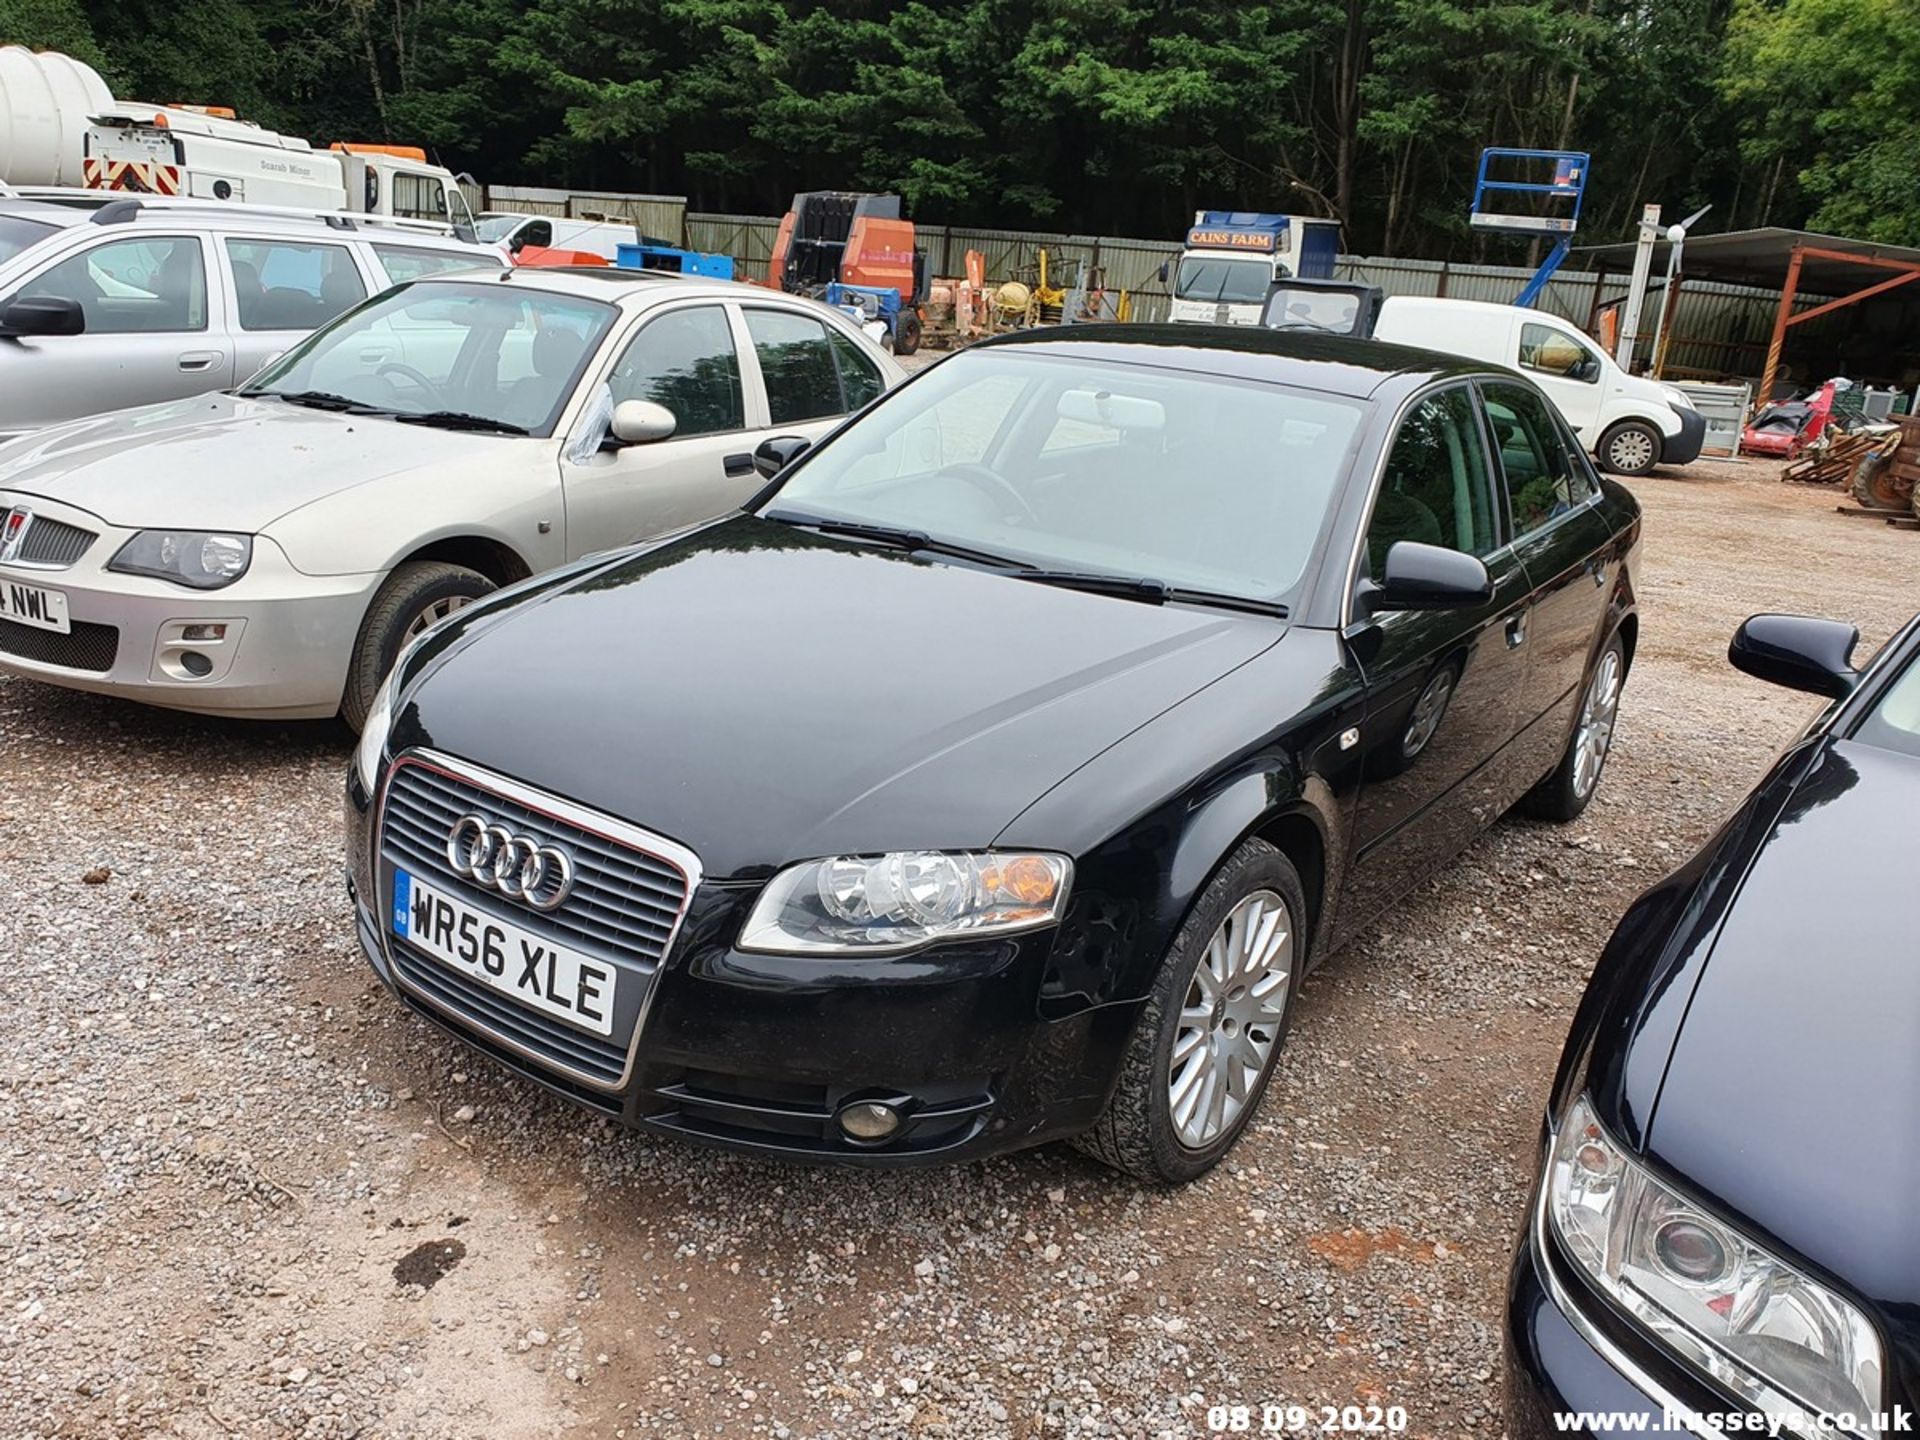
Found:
[1548,1097,1884,1436]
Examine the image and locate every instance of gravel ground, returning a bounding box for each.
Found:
[2,453,1914,1440]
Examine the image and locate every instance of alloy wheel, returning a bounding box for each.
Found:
[1169,889,1293,1150]
[405,594,473,641]
[1608,430,1655,473]
[1571,648,1623,799]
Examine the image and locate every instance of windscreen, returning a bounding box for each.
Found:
[0,214,57,267]
[765,349,1367,603]
[1175,256,1272,305]
[243,281,617,437]
[473,216,521,243]
[1855,649,1920,760]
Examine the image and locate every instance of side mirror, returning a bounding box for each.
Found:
[1157,260,1170,284]
[607,399,677,447]
[1369,541,1493,612]
[753,434,811,480]
[0,295,85,338]
[1729,614,1859,699]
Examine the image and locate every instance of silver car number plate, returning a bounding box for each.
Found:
[393,869,616,1037]
[0,579,69,634]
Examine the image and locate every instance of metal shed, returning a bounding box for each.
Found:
[1574,228,1920,405]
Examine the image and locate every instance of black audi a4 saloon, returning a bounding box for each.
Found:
[345,324,1642,1182]
[1507,612,1920,1437]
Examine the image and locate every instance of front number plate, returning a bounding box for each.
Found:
[393,869,616,1037]
[0,579,70,634]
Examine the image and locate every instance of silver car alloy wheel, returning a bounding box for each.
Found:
[1169,889,1293,1150]
[405,594,474,642]
[1608,429,1655,473]
[1572,647,1623,800]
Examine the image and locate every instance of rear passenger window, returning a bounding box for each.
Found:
[746,310,843,424]
[608,306,744,437]
[225,240,366,331]
[1481,381,1598,536]
[374,245,501,284]
[16,236,206,334]
[1364,387,1498,578]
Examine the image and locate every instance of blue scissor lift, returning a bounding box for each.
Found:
[1470,148,1590,308]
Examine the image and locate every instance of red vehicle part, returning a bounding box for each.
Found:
[512,246,611,269]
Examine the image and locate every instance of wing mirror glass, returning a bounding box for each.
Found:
[753,434,811,480]
[607,399,677,447]
[0,295,85,338]
[1729,614,1859,699]
[1368,541,1493,612]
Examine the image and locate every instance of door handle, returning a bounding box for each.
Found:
[1506,614,1528,649]
[177,351,221,373]
[723,452,754,477]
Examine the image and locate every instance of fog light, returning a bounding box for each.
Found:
[837,1101,902,1142]
[181,623,227,642]
[179,651,213,677]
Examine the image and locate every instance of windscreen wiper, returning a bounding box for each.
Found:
[761,510,1033,570]
[391,410,530,435]
[1017,569,1288,617]
[260,389,392,414]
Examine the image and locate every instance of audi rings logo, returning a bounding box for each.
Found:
[446,814,575,911]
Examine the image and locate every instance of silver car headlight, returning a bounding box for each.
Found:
[738,851,1071,955]
[1662,384,1698,414]
[108,530,252,589]
[1548,1096,1884,1436]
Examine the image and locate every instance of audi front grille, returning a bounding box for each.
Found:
[377,753,698,1089]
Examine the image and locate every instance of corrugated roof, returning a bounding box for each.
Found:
[1573,227,1920,294]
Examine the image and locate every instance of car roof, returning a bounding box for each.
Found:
[971,323,1489,399]
[0,198,90,229]
[445,265,788,308]
[5,196,491,252]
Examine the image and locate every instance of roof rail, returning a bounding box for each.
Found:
[1,186,469,239]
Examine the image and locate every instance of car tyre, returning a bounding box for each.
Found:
[1521,632,1626,822]
[341,561,495,733]
[894,311,923,357]
[1597,420,1661,476]
[1073,838,1305,1184]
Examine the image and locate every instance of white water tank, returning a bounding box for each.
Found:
[0,47,115,186]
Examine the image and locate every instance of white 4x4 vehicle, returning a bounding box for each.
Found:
[0,194,503,443]
[1373,297,1706,475]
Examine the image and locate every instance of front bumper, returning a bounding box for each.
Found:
[1506,1178,1733,1438]
[1661,406,1708,467]
[0,497,376,718]
[346,761,1131,1166]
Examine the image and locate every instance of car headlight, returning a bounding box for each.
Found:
[353,676,395,796]
[1548,1096,1884,1436]
[109,530,252,589]
[738,851,1071,955]
[1662,385,1697,414]
[351,624,443,795]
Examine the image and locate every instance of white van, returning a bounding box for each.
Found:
[474,212,635,262]
[1373,296,1704,475]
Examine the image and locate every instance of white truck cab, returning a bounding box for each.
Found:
[1166,211,1341,326]
[82,108,476,239]
[1373,296,1705,475]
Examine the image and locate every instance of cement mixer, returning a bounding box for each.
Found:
[0,47,113,188]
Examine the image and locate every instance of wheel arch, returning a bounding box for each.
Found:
[1157,768,1343,986]
[396,534,533,587]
